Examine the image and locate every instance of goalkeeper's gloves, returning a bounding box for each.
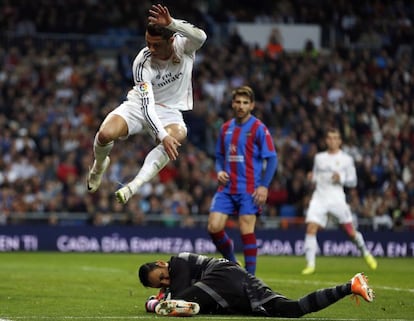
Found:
[145,297,160,313]
[145,288,171,313]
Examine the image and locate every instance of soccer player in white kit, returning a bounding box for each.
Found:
[302,127,378,275]
[86,4,207,204]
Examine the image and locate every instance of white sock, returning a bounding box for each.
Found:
[353,231,369,256]
[93,135,113,169]
[128,144,169,193]
[304,234,317,268]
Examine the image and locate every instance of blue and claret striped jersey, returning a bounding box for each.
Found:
[216,116,277,194]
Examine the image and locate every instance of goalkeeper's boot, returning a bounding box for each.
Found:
[301,265,315,275]
[115,185,133,204]
[155,299,200,317]
[87,156,110,193]
[364,253,378,270]
[351,272,375,303]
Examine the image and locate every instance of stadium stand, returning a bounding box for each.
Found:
[0,0,413,231]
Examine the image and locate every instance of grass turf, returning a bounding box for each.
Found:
[0,253,413,320]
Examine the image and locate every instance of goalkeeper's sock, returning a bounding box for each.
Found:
[298,283,350,314]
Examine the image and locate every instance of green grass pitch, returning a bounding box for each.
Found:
[0,253,413,320]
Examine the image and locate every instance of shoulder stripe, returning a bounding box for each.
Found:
[135,50,151,82]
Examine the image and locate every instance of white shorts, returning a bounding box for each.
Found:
[305,196,353,227]
[109,100,187,139]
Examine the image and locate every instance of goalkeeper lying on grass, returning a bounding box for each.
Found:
[138,252,374,317]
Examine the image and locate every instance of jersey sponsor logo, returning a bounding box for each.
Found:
[154,72,183,88]
[228,155,244,162]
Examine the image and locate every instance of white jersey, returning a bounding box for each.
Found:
[311,150,357,201]
[126,19,206,142]
[306,150,357,226]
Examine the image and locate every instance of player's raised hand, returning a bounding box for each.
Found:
[148,4,172,27]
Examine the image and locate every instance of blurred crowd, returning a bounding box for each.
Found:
[0,0,414,230]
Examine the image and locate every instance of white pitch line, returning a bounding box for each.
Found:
[79,266,125,273]
[266,278,414,293]
[2,317,413,321]
[379,285,414,293]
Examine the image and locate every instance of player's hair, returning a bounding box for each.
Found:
[147,23,175,39]
[232,86,255,102]
[138,262,158,287]
[326,126,341,137]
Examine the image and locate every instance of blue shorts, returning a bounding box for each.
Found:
[209,191,260,216]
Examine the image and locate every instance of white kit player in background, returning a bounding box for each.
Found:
[301,127,378,275]
[86,4,207,203]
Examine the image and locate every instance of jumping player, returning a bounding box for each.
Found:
[87,4,207,204]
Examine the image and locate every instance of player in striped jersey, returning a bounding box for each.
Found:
[86,4,206,203]
[207,86,278,275]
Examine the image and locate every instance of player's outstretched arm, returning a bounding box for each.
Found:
[149,4,207,52]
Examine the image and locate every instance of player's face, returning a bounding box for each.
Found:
[325,131,342,152]
[147,266,170,288]
[145,32,173,60]
[232,94,254,123]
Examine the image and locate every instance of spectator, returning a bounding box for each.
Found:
[0,0,413,232]
[265,28,283,60]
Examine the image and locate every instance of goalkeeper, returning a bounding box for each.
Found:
[139,252,374,317]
